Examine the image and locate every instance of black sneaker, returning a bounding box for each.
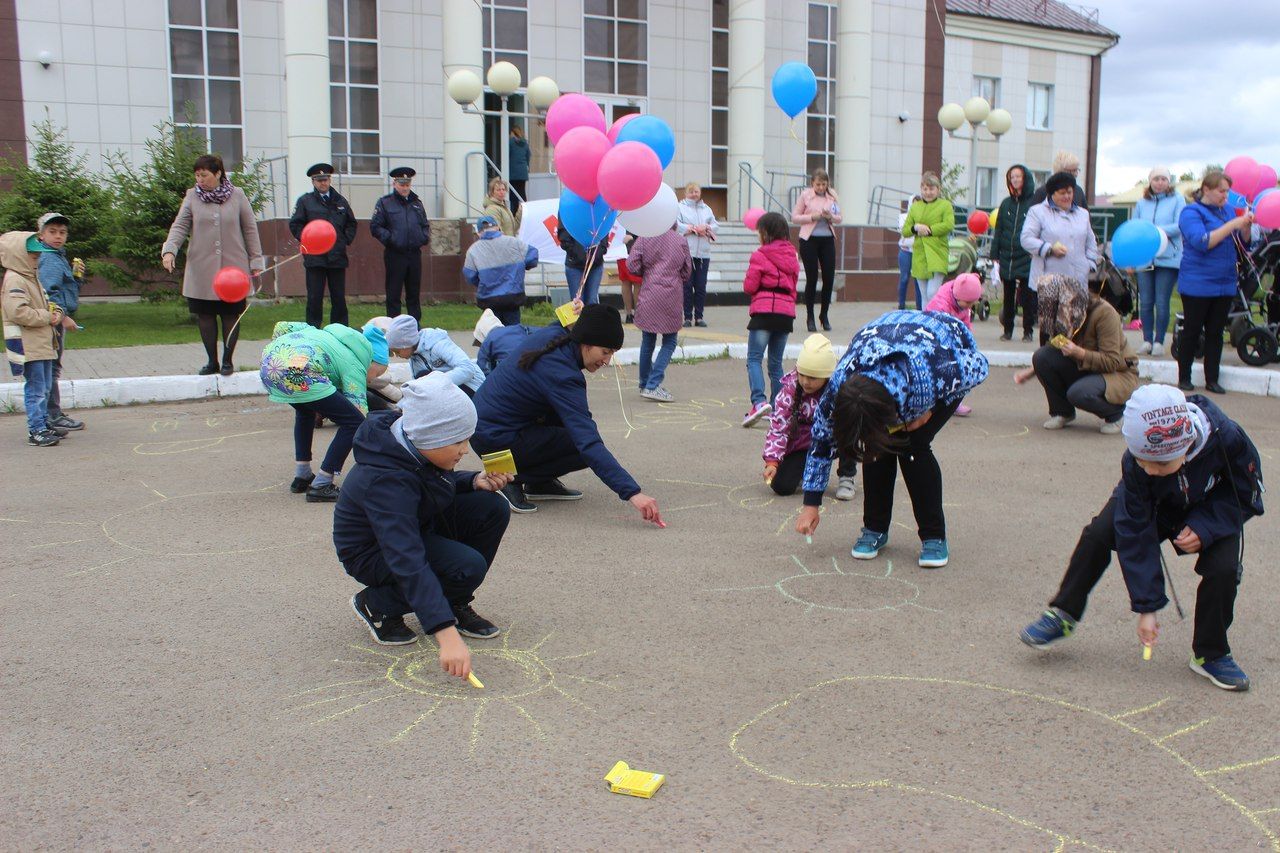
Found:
[44,424,69,437]
[290,473,316,493]
[524,478,583,501]
[305,482,341,502]
[453,602,501,639]
[27,429,60,447]
[351,591,417,645]
[499,482,537,513]
[48,413,84,431]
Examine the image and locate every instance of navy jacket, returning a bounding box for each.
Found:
[1114,396,1264,613]
[477,323,536,376]
[289,189,358,268]
[333,411,478,634]
[370,191,431,252]
[472,324,641,500]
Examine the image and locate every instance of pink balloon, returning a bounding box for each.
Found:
[1255,192,1280,229]
[597,141,663,211]
[1255,164,1278,199]
[555,126,611,202]
[545,94,606,145]
[607,113,639,144]
[742,207,765,230]
[1225,155,1261,201]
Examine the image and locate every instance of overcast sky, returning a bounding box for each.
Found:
[1088,0,1280,194]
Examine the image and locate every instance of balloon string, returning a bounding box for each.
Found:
[789,119,801,143]
[612,362,639,439]
[219,252,304,345]
[259,252,303,278]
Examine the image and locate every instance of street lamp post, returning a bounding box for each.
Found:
[936,97,1012,210]
[447,63,559,191]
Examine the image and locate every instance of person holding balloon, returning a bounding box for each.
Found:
[676,182,719,328]
[792,169,843,332]
[556,217,611,306]
[901,172,955,308]
[162,154,264,376]
[991,164,1037,342]
[1131,167,1186,358]
[1020,171,1099,343]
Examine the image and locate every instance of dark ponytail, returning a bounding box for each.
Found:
[832,374,904,464]
[518,333,573,370]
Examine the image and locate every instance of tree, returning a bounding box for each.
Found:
[939,158,967,203]
[1178,170,1196,182]
[105,118,272,298]
[0,114,120,284]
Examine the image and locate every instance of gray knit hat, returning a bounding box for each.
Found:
[1122,384,1195,462]
[399,373,477,450]
[387,314,420,349]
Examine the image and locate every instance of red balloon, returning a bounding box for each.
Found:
[212,266,251,302]
[967,210,990,235]
[300,219,338,255]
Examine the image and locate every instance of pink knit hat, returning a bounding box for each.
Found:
[952,273,982,303]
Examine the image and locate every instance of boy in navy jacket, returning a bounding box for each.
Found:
[333,373,513,681]
[1020,385,1264,691]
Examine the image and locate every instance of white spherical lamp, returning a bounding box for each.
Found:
[986,108,1013,136]
[527,76,560,110]
[487,61,522,97]
[447,69,483,106]
[937,103,965,132]
[963,96,991,125]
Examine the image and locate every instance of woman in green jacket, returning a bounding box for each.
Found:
[260,321,389,502]
[901,171,955,305]
[991,164,1037,341]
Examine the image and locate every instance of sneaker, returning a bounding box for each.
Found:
[305,482,341,502]
[1177,380,1195,392]
[683,319,693,328]
[1043,415,1075,430]
[1190,654,1250,691]
[1138,341,1152,354]
[918,538,949,568]
[1099,420,1121,435]
[351,591,417,645]
[694,319,708,328]
[742,402,771,427]
[640,386,674,402]
[851,528,889,560]
[453,602,501,639]
[48,413,84,431]
[499,482,537,513]
[290,473,316,493]
[44,424,69,438]
[624,313,634,325]
[1019,608,1075,648]
[1150,342,1164,357]
[835,476,856,501]
[523,478,583,501]
[1022,332,1034,342]
[955,403,972,417]
[27,429,60,447]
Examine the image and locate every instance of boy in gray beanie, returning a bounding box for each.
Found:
[1019,384,1263,691]
[333,372,515,681]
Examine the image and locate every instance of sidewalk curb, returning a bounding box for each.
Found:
[3,349,1277,412]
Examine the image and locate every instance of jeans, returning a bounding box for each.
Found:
[897,250,920,309]
[799,236,836,319]
[1178,293,1233,384]
[565,263,604,305]
[1137,266,1177,344]
[1000,277,1033,336]
[638,331,678,391]
[289,392,366,474]
[862,399,958,541]
[304,266,348,328]
[490,305,522,326]
[1031,345,1124,422]
[746,328,789,406]
[1049,496,1241,662]
[22,359,54,434]
[47,326,65,419]
[770,449,856,496]
[918,273,944,305]
[683,257,710,321]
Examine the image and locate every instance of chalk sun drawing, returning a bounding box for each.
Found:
[731,675,1280,850]
[708,554,940,615]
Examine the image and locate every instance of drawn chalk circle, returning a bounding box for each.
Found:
[775,570,922,613]
[101,491,310,556]
[387,646,554,702]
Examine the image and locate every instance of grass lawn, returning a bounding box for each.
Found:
[64,300,556,349]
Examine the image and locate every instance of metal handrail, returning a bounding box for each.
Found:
[465,149,528,216]
[737,162,789,215]
[867,184,918,228]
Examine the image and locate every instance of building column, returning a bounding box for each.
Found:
[442,0,485,219]
[727,0,765,220]
[833,0,872,223]
[283,0,331,204]
[920,0,945,174]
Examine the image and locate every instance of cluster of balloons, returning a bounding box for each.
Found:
[548,94,678,242]
[1221,155,1280,229]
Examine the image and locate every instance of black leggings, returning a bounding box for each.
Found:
[769,450,856,496]
[1000,277,1034,336]
[799,236,836,319]
[862,399,958,541]
[1178,294,1233,384]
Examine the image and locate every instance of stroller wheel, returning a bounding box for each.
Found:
[1236,326,1278,367]
[977,300,990,321]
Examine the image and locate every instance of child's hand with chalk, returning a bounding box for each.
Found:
[436,626,473,681]
[763,462,778,486]
[795,506,820,539]
[1136,613,1159,657]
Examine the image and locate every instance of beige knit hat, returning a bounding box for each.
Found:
[796,334,836,379]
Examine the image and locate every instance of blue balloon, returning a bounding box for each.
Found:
[1110,219,1162,268]
[615,115,676,170]
[1227,189,1248,211]
[558,188,616,248]
[771,62,818,119]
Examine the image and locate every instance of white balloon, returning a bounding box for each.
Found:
[1156,227,1170,258]
[618,184,679,237]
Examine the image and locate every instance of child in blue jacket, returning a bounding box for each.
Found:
[1020,384,1264,691]
[472,308,535,377]
[35,212,85,432]
[385,314,485,396]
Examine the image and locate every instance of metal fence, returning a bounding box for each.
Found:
[258,154,444,219]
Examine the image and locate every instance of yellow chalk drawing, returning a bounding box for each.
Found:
[708,555,939,616]
[731,675,1280,851]
[132,429,269,456]
[287,628,609,755]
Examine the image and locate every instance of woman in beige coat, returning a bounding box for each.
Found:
[162,154,264,376]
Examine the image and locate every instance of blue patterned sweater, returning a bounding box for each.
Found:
[802,310,989,502]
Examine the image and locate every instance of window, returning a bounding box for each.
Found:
[330,0,380,175]
[709,0,728,186]
[972,75,1000,109]
[167,0,243,166]
[584,0,647,96]
[976,167,997,209]
[482,0,528,81]
[1027,82,1053,131]
[805,3,836,178]
[1031,169,1050,191]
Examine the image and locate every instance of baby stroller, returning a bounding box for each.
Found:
[944,236,997,320]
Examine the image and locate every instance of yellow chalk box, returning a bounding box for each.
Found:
[604,761,665,799]
[555,301,580,328]
[480,450,517,476]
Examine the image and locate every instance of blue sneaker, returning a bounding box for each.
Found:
[1019,608,1075,648]
[918,538,949,568]
[1190,655,1250,691]
[851,528,889,560]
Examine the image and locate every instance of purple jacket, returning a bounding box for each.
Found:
[628,229,692,335]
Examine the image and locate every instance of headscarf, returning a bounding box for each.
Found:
[1036,274,1090,339]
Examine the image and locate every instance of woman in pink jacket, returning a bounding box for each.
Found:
[741,212,800,427]
[627,225,693,402]
[924,272,982,416]
[791,169,843,332]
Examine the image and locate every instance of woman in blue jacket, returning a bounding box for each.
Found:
[1132,167,1185,356]
[1177,170,1254,393]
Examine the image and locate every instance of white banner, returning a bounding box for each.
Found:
[517,198,628,267]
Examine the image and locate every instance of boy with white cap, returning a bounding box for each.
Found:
[1019,384,1264,691]
[332,373,513,680]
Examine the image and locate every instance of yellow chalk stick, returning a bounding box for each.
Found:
[1142,644,1152,661]
[467,671,484,689]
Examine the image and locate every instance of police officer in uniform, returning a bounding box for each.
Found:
[370,166,431,321]
[289,162,358,327]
